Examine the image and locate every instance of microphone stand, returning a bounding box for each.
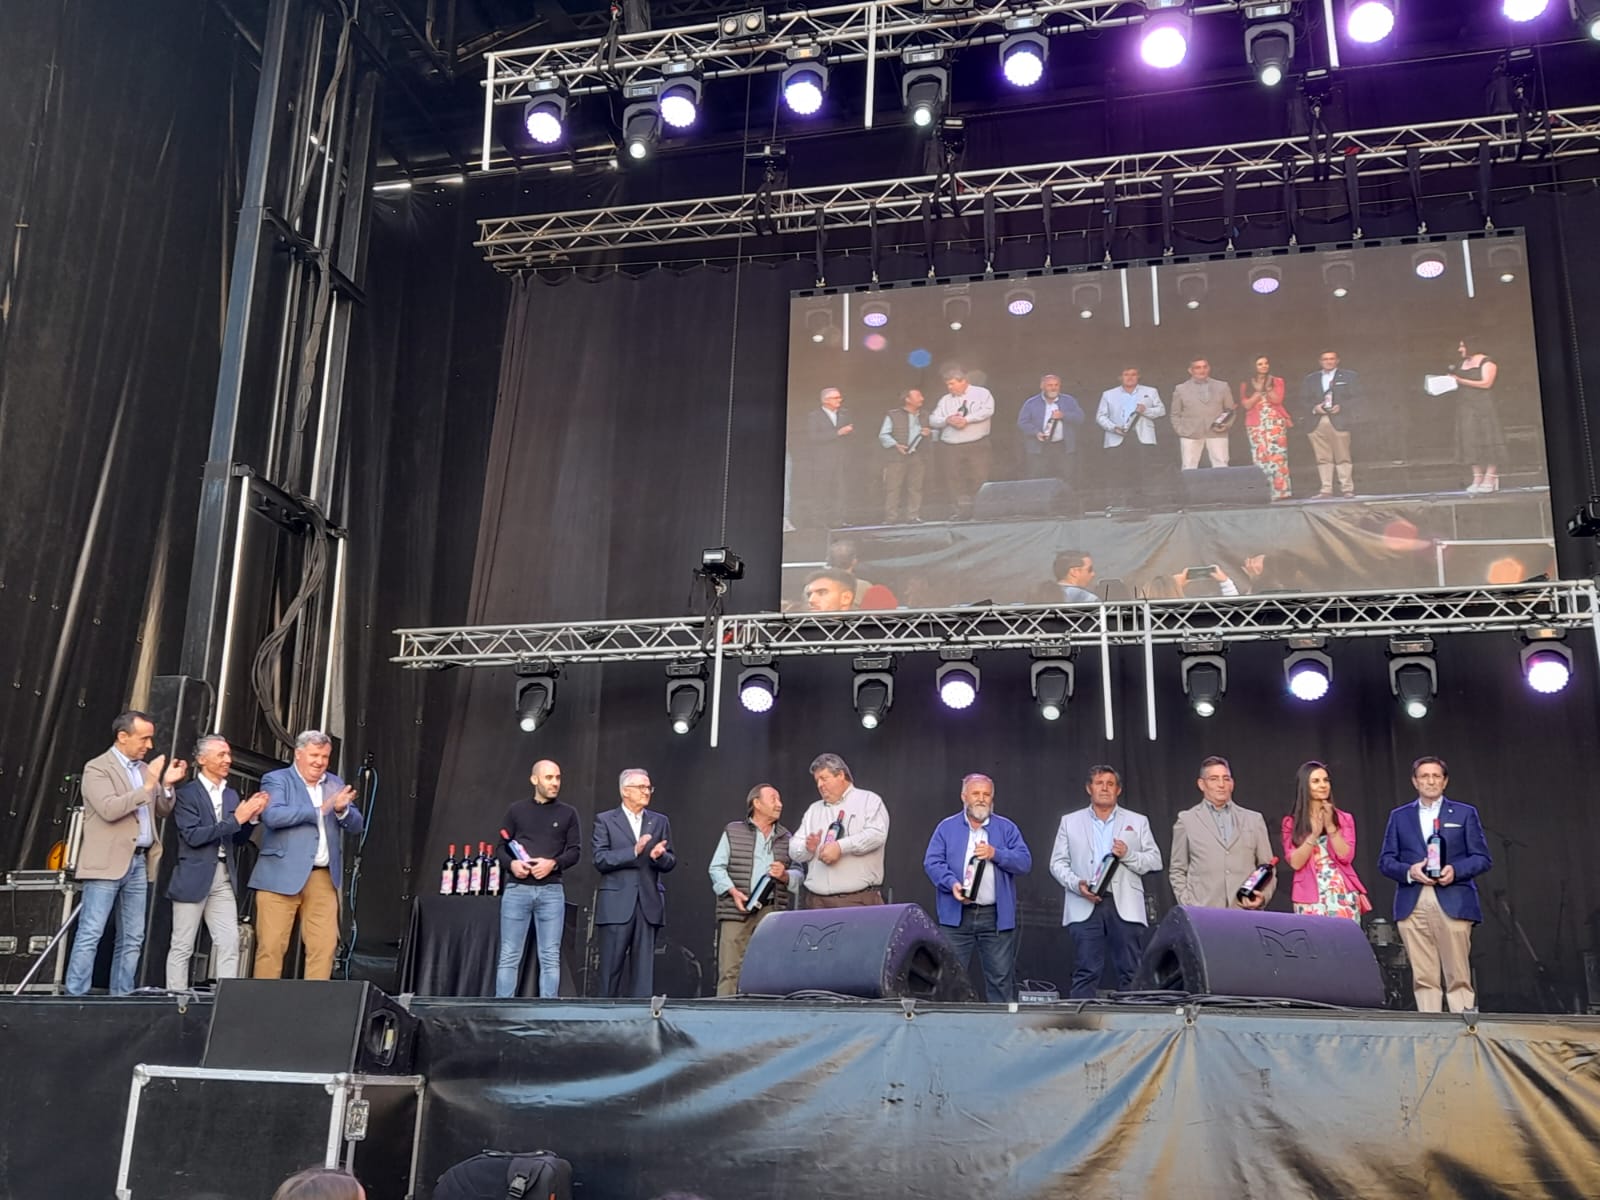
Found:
[1483,822,1557,1012]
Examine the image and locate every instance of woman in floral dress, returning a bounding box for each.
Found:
[1240,355,1293,500]
[1280,761,1369,920]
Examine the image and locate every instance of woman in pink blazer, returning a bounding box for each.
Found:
[1281,760,1369,920]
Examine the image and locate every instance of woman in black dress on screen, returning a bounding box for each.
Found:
[1450,337,1506,495]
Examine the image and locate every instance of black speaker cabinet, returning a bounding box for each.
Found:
[737,903,974,1001]
[1178,465,1271,508]
[204,979,420,1074]
[1131,906,1385,1007]
[973,478,1065,520]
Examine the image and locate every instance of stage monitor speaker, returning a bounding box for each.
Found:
[1178,465,1271,508]
[1131,906,1385,1007]
[737,904,975,1001]
[973,478,1064,520]
[204,979,420,1074]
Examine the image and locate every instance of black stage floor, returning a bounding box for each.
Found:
[5,994,1598,1200]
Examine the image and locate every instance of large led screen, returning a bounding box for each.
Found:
[781,236,1553,610]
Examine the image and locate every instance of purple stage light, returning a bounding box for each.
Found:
[1250,267,1282,295]
[1414,254,1446,279]
[1001,36,1046,87]
[1524,648,1572,694]
[1006,288,1036,316]
[1346,1,1396,44]
[863,333,888,351]
[783,69,825,115]
[861,301,889,328]
[660,83,699,129]
[1502,0,1550,20]
[1140,16,1190,69]
[938,668,978,710]
[1287,663,1330,701]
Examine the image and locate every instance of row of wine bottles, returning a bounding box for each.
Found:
[440,841,504,896]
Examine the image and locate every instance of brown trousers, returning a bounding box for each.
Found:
[805,888,884,910]
[253,867,340,980]
[1307,415,1354,494]
[1397,885,1476,1012]
[716,907,780,996]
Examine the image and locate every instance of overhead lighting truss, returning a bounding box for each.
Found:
[475,107,1600,266]
[394,580,1597,667]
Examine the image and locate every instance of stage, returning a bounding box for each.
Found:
[7,994,1599,1200]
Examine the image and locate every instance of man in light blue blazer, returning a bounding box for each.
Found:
[1049,765,1163,998]
[593,767,676,997]
[1378,755,1492,1012]
[251,730,364,980]
[922,773,1033,1002]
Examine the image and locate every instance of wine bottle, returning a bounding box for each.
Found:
[440,844,457,896]
[1424,819,1444,880]
[486,842,502,895]
[500,828,533,864]
[1236,856,1279,901]
[746,871,777,912]
[826,814,845,843]
[962,854,989,903]
[1091,852,1120,898]
[456,836,473,895]
[468,843,483,895]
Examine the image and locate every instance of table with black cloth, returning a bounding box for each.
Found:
[399,893,580,997]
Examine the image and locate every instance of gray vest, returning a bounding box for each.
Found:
[716,819,794,923]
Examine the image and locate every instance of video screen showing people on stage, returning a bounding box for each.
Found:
[781,236,1554,608]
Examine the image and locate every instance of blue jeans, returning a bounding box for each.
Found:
[497,880,565,998]
[942,903,1019,1002]
[66,853,149,995]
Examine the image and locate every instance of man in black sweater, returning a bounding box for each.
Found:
[496,759,582,997]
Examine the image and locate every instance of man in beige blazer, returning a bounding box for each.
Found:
[66,711,185,995]
[1168,756,1277,910]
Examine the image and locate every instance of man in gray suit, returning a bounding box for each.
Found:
[1168,756,1277,910]
[67,710,185,995]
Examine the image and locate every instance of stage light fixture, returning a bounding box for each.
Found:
[902,48,948,128]
[737,654,779,714]
[1345,0,1397,44]
[1577,0,1600,40]
[1029,647,1076,721]
[852,654,896,729]
[718,8,767,41]
[1323,255,1356,297]
[861,298,891,328]
[1005,287,1036,316]
[1072,280,1102,319]
[1488,242,1522,283]
[659,62,703,129]
[1245,21,1294,86]
[1140,0,1192,69]
[1283,638,1333,701]
[1000,26,1048,88]
[805,305,833,343]
[621,82,662,160]
[1176,271,1207,309]
[665,660,708,734]
[522,79,569,145]
[935,648,980,710]
[1520,627,1573,694]
[514,662,559,732]
[782,46,829,115]
[1387,636,1437,719]
[1413,249,1446,279]
[1180,640,1227,717]
[1250,265,1283,295]
[1504,0,1551,20]
[944,293,971,331]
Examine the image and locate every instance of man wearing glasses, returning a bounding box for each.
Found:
[592,768,676,997]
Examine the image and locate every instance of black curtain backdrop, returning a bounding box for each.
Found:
[0,0,250,867]
[421,186,1600,1011]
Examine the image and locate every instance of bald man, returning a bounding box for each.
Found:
[496,760,582,997]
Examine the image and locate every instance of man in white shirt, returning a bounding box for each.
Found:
[928,369,996,521]
[1095,367,1166,506]
[788,753,890,908]
[1298,350,1362,498]
[165,735,268,990]
[1049,765,1163,997]
[1169,358,1235,469]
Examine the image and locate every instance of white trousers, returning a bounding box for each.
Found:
[166,861,240,990]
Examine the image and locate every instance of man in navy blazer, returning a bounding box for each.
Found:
[922,774,1032,1002]
[593,767,676,997]
[1378,756,1492,1012]
[165,735,268,990]
[250,730,364,980]
[1298,349,1362,497]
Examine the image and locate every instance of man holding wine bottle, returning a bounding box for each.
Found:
[922,774,1033,1002]
[788,753,889,909]
[495,759,582,998]
[1377,757,1493,1013]
[1048,766,1163,998]
[707,784,802,995]
[1168,756,1277,912]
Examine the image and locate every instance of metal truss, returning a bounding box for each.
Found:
[484,1,1245,107]
[393,615,712,666]
[476,107,1600,266]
